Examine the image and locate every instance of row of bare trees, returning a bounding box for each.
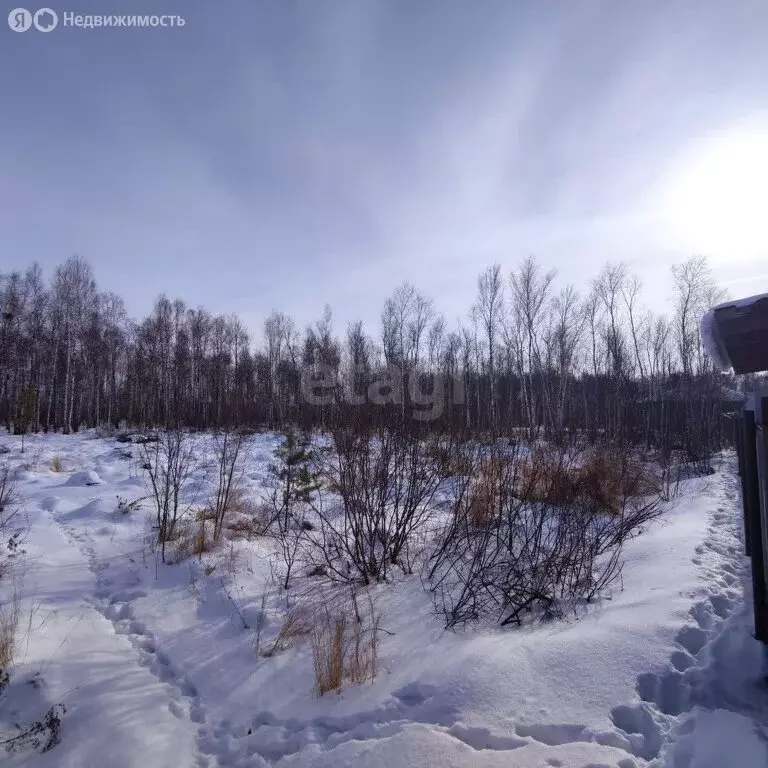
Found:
[1,255,737,457]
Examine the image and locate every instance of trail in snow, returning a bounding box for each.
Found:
[47,493,210,768]
[612,462,768,766]
[1,456,199,768]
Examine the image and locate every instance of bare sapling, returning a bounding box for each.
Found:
[210,428,250,543]
[141,429,202,563]
[307,419,453,585]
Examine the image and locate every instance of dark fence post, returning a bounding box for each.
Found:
[745,405,768,644]
[735,414,750,556]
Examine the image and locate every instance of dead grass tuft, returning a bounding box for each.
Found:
[225,498,270,540]
[423,442,474,477]
[311,611,346,695]
[49,455,63,473]
[516,446,659,515]
[466,459,506,526]
[194,507,218,523]
[263,605,313,657]
[309,591,381,696]
[0,590,21,687]
[167,520,213,564]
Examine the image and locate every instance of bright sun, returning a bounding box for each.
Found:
[658,125,768,263]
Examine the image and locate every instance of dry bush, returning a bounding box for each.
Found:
[423,441,473,477]
[307,423,453,583]
[20,447,43,473]
[263,605,313,657]
[312,611,346,695]
[516,446,659,515]
[0,460,18,525]
[226,498,270,540]
[116,495,144,515]
[309,590,381,695]
[215,541,248,578]
[225,490,249,514]
[346,589,380,685]
[466,458,506,526]
[428,441,665,629]
[49,456,63,473]
[0,590,21,693]
[167,520,213,564]
[577,450,659,514]
[195,507,218,523]
[226,516,262,541]
[516,446,579,505]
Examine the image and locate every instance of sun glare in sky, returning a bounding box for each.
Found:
[658,123,768,265]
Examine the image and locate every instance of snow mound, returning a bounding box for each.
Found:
[64,469,103,486]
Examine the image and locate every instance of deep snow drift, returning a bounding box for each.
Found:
[0,431,766,767]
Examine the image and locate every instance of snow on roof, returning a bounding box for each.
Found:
[700,307,731,372]
[712,292,768,312]
[701,292,768,375]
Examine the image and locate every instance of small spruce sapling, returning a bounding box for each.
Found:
[269,430,319,589]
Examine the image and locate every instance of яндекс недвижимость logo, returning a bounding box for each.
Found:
[8,7,58,32]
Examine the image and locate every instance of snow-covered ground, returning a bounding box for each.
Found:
[1,431,766,767]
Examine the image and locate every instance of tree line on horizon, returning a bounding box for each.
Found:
[0,254,744,460]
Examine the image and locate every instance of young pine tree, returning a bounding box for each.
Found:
[269,430,319,589]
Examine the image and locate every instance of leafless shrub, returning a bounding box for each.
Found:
[221,578,251,629]
[657,447,683,502]
[141,429,203,562]
[0,459,18,534]
[1,460,25,585]
[423,440,474,477]
[428,440,664,628]
[19,446,43,473]
[346,586,381,685]
[49,455,63,473]
[210,429,250,543]
[306,421,454,584]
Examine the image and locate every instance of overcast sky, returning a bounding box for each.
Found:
[2,0,768,336]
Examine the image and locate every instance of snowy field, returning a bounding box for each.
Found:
[1,431,766,768]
